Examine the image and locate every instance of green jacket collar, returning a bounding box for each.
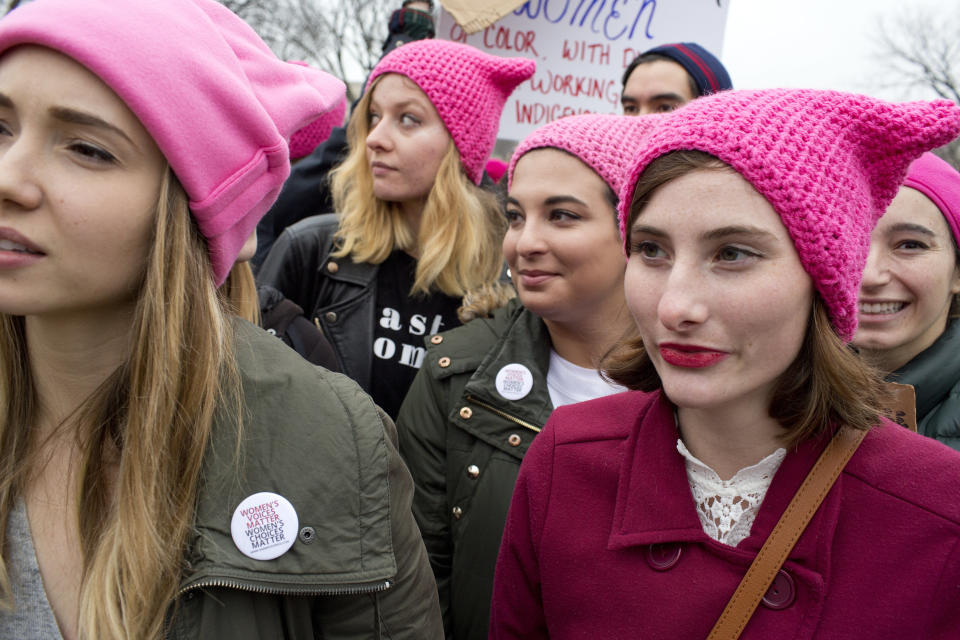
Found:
[892,318,960,419]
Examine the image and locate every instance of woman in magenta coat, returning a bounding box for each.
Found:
[489,89,960,639]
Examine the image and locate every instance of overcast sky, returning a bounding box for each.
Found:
[721,0,956,100]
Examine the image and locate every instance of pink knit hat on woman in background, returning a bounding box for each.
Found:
[0,0,346,285]
[508,113,657,196]
[617,89,960,341]
[902,152,960,247]
[367,40,535,185]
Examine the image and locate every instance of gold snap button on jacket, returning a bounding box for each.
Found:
[459,407,473,419]
[430,334,443,344]
[508,434,522,447]
[466,465,480,478]
[326,261,339,274]
[438,356,451,368]
[452,506,463,519]
[324,311,338,323]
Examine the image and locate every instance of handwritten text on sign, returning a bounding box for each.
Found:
[439,0,729,140]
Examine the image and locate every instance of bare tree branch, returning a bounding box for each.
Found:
[874,7,960,167]
[216,0,393,101]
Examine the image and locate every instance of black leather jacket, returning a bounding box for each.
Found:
[258,214,379,392]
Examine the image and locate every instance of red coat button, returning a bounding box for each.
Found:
[761,569,796,610]
[646,543,682,571]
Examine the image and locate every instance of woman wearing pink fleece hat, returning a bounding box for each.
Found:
[490,90,960,639]
[396,113,655,640]
[0,0,442,639]
[258,39,534,420]
[854,152,960,449]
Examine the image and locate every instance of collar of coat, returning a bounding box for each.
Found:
[606,391,839,568]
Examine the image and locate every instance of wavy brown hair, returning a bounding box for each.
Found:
[605,150,888,446]
[330,76,513,319]
[0,169,241,639]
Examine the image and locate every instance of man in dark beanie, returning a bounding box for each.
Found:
[620,42,731,115]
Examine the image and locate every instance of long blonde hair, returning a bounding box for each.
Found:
[330,78,513,318]
[0,169,241,639]
[220,261,260,325]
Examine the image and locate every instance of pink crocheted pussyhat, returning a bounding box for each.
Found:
[289,95,347,160]
[508,114,657,196]
[0,0,346,286]
[288,61,348,160]
[367,40,535,184]
[617,89,960,341]
[902,152,960,248]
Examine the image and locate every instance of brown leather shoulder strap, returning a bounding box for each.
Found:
[706,425,870,640]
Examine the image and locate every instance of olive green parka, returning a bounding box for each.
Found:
[166,319,443,639]
[396,299,554,640]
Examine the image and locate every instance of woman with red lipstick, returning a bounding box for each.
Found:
[490,90,960,639]
[258,40,533,419]
[0,1,444,638]
[396,114,655,640]
[853,153,960,449]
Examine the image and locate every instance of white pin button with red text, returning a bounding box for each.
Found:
[231,492,298,560]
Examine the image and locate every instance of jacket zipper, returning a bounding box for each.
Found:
[465,395,542,433]
[176,577,391,598]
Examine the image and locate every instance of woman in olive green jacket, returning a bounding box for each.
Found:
[853,152,960,449]
[0,2,441,638]
[396,114,655,640]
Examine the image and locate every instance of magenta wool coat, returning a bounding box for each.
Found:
[490,391,960,639]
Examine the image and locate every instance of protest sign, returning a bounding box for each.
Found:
[439,0,729,140]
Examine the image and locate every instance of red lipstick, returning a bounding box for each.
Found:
[659,343,728,368]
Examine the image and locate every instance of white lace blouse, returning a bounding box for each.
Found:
[677,439,787,548]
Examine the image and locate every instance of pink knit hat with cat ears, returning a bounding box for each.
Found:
[508,114,657,196]
[902,152,960,248]
[0,0,346,286]
[367,40,535,184]
[617,89,960,341]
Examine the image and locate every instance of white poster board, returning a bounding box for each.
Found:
[438,0,729,141]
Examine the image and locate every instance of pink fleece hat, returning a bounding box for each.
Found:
[617,89,960,341]
[508,114,657,196]
[0,0,346,285]
[367,40,535,184]
[902,152,960,247]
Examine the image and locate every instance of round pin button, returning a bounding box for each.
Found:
[231,492,299,561]
[430,335,443,345]
[495,363,534,401]
[459,407,473,419]
[438,357,451,368]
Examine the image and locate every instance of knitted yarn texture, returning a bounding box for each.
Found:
[902,152,960,248]
[368,39,535,184]
[617,89,960,340]
[0,0,346,285]
[508,113,657,196]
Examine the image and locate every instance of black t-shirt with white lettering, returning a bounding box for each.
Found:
[370,250,461,419]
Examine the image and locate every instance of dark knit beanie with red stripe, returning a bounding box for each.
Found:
[625,42,732,97]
